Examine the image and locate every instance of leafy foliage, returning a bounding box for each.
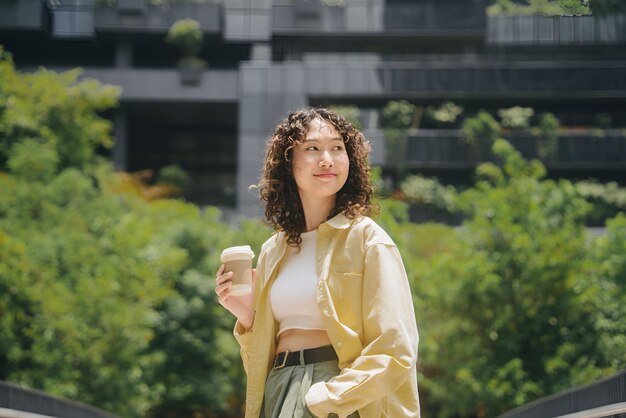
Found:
[0,50,119,171]
[461,110,500,154]
[165,19,207,70]
[533,112,560,159]
[575,180,626,225]
[400,175,458,212]
[487,0,591,16]
[381,100,418,130]
[166,19,203,57]
[402,140,625,417]
[426,102,464,126]
[498,106,534,130]
[2,48,626,418]
[0,48,271,418]
[487,0,626,16]
[380,100,420,177]
[328,105,362,130]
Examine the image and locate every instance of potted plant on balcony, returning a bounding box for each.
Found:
[166,18,207,85]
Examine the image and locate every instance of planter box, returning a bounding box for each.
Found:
[179,65,204,85]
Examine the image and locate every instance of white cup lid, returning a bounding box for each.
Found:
[220,245,255,261]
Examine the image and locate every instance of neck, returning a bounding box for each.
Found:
[299,194,336,232]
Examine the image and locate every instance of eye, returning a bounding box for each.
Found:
[305,146,319,151]
[333,145,344,151]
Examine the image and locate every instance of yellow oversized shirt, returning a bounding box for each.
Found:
[234,213,420,418]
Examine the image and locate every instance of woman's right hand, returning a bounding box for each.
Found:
[215,264,256,330]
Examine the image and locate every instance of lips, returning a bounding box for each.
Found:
[314,173,337,178]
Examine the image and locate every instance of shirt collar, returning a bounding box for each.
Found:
[323,212,355,230]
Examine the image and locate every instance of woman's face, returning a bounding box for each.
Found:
[291,117,350,203]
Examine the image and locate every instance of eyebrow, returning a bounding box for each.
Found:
[304,136,343,142]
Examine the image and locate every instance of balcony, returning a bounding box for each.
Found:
[300,59,626,99]
[0,0,221,39]
[95,2,221,34]
[374,129,626,169]
[272,0,486,35]
[378,62,626,97]
[77,67,238,101]
[0,0,45,30]
[48,0,96,39]
[488,14,626,45]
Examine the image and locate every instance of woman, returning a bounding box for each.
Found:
[215,108,420,418]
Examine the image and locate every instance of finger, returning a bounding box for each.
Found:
[217,290,231,306]
[215,282,231,297]
[216,264,226,280]
[218,294,229,305]
[216,271,233,285]
[251,268,257,287]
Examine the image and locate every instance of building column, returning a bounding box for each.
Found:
[237,62,307,217]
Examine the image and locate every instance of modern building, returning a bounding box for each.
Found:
[1,0,625,216]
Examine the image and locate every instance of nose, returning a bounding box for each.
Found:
[319,150,334,167]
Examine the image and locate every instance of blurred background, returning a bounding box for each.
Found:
[1,0,625,417]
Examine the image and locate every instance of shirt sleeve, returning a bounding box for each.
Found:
[233,319,254,374]
[305,242,419,418]
[232,241,268,374]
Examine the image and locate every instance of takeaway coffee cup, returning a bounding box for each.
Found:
[220,245,255,296]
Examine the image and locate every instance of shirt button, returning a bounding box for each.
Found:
[323,309,329,316]
[336,342,343,349]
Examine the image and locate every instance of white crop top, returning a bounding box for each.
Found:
[269,229,325,336]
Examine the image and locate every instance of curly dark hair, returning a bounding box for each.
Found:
[258,107,376,248]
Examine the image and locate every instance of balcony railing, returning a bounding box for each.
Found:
[0,0,44,30]
[94,2,221,33]
[488,14,626,45]
[378,63,626,95]
[272,0,486,34]
[375,129,626,168]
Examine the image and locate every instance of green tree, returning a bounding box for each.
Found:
[0,47,273,418]
[586,214,626,374]
[461,109,500,158]
[575,180,626,225]
[408,139,626,417]
[0,49,119,171]
[381,100,421,181]
[329,105,362,130]
[144,208,271,418]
